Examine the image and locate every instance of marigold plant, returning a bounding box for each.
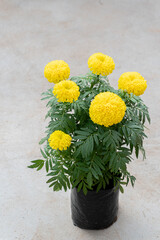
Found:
[29,53,150,195]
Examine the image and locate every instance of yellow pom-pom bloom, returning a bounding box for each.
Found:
[88,53,115,76]
[48,130,72,151]
[89,92,126,127]
[53,80,80,103]
[44,60,70,83]
[118,72,147,96]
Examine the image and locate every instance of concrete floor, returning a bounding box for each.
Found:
[0,0,160,239]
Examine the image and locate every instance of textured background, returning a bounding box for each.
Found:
[0,0,160,239]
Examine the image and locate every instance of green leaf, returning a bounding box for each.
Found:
[45,160,49,172]
[130,175,136,187]
[28,163,39,169]
[49,159,53,169]
[44,148,50,157]
[72,179,80,188]
[93,162,102,176]
[93,134,99,145]
[31,159,44,164]
[54,182,61,191]
[77,182,83,192]
[96,181,102,192]
[91,167,99,179]
[28,160,44,170]
[77,166,89,172]
[119,184,124,193]
[109,152,116,168]
[122,126,128,142]
[94,157,105,170]
[40,149,47,159]
[135,145,139,158]
[39,137,48,145]
[83,184,88,195]
[49,182,56,188]
[37,163,44,171]
[58,176,67,191]
[87,172,93,187]
[46,176,57,183]
[75,130,90,136]
[47,171,57,176]
[146,113,151,124]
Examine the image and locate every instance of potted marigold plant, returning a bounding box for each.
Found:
[28,53,150,230]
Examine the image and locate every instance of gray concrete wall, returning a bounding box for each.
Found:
[0,0,160,239]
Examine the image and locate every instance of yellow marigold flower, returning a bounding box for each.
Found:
[44,60,70,83]
[118,72,147,96]
[48,130,72,151]
[88,53,115,76]
[53,80,80,103]
[89,92,126,127]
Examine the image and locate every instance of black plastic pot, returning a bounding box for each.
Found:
[71,185,119,230]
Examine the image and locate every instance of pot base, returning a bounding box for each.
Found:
[73,215,118,230]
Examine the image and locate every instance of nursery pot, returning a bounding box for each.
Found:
[71,184,119,230]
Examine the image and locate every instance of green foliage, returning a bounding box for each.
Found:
[28,72,150,195]
[28,159,44,171]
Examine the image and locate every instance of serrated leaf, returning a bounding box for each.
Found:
[49,159,53,169]
[28,163,39,169]
[92,162,102,176]
[46,176,57,183]
[146,113,151,124]
[94,157,105,170]
[96,181,102,192]
[49,182,56,188]
[37,163,44,171]
[58,176,67,191]
[135,145,139,158]
[91,168,99,179]
[40,149,47,159]
[72,179,80,188]
[31,159,44,164]
[93,134,99,145]
[119,184,124,193]
[39,137,48,145]
[53,182,61,191]
[83,184,87,195]
[87,172,93,187]
[77,182,83,192]
[75,130,90,136]
[130,176,136,187]
[45,160,49,172]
